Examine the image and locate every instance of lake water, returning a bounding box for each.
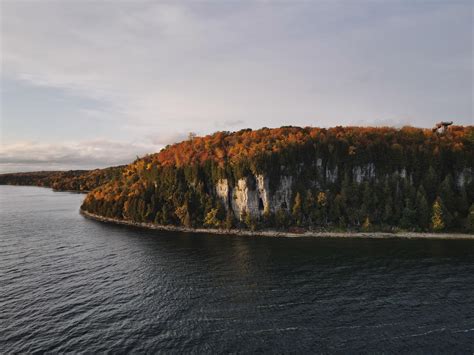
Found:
[1,186,474,353]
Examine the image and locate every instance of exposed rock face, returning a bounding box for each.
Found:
[216,175,293,220]
[456,168,473,187]
[353,163,376,183]
[325,166,338,183]
[216,179,230,209]
[216,164,472,220]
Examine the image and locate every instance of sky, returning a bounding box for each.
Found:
[0,0,472,172]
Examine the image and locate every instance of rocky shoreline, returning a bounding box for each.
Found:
[80,210,474,240]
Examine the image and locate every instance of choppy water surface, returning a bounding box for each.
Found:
[1,186,474,353]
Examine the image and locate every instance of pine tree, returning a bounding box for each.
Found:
[467,204,474,233]
[431,197,445,231]
[225,210,234,230]
[423,166,438,202]
[329,194,345,227]
[439,175,456,226]
[415,188,430,230]
[400,198,416,230]
[275,208,290,229]
[304,190,314,225]
[382,197,394,226]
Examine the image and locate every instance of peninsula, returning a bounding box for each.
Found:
[79,126,474,234]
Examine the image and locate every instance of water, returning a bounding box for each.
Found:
[1,186,474,353]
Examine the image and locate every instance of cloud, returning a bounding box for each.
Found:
[2,0,471,134]
[0,140,162,173]
[215,120,245,129]
[1,1,472,172]
[146,132,189,146]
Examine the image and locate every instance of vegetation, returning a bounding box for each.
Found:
[74,125,472,233]
[0,166,124,192]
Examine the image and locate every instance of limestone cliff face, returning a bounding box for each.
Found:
[456,168,473,188]
[215,164,473,220]
[216,175,293,219]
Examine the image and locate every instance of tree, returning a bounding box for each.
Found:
[175,203,191,227]
[242,210,257,231]
[467,204,474,233]
[204,208,221,228]
[423,166,438,202]
[431,197,445,231]
[329,194,345,227]
[382,197,394,226]
[400,198,416,230]
[225,210,235,230]
[415,188,430,230]
[362,216,371,231]
[315,191,328,226]
[275,208,290,229]
[292,192,303,226]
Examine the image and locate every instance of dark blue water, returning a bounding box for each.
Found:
[1,186,474,353]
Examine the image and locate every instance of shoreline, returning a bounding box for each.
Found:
[80,210,474,240]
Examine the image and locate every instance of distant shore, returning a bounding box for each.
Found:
[80,210,474,240]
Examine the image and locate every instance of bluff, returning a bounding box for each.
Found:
[81,126,474,232]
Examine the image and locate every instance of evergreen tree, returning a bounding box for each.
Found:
[225,210,235,230]
[275,208,290,229]
[423,166,438,202]
[400,198,417,230]
[304,190,314,225]
[415,188,430,230]
[382,197,394,226]
[316,191,328,226]
[467,204,474,233]
[329,194,345,227]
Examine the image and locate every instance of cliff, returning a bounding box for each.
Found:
[81,126,474,232]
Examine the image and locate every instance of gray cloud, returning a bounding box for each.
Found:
[146,132,189,146]
[1,1,472,172]
[214,120,246,129]
[0,140,162,173]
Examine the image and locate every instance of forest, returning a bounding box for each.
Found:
[0,166,124,192]
[80,126,474,233]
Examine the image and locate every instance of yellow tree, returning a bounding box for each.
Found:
[204,208,221,228]
[431,197,445,231]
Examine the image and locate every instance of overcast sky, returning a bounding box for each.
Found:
[1,0,472,172]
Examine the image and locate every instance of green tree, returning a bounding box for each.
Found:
[382,197,394,226]
[423,166,438,202]
[275,208,290,229]
[329,194,345,227]
[400,199,416,230]
[467,204,474,233]
[225,210,235,230]
[415,188,430,230]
